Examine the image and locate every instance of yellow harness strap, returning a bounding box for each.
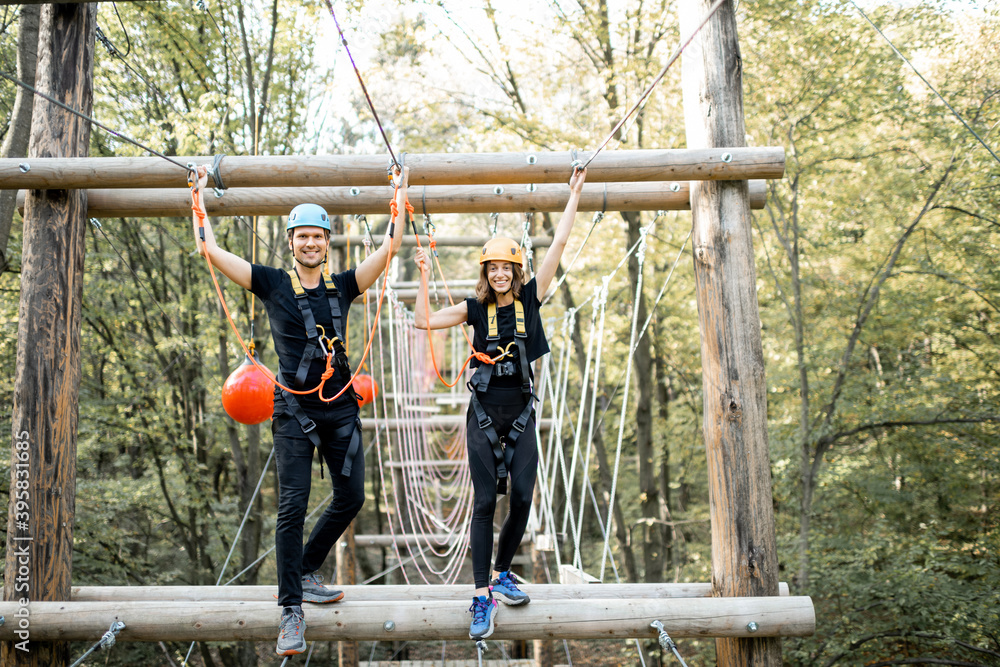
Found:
[288,268,338,296]
[486,298,526,341]
[288,268,305,296]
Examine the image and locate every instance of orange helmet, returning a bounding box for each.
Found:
[480,237,523,266]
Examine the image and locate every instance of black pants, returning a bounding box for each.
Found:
[466,388,538,589]
[273,407,365,607]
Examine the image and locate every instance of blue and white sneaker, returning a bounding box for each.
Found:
[468,595,499,639]
[490,571,530,606]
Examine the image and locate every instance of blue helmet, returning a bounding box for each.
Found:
[287,203,331,232]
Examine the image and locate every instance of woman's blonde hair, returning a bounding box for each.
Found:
[475,261,524,304]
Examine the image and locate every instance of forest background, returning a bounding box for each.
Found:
[0,0,998,665]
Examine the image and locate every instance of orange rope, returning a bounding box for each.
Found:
[192,180,402,403]
[413,229,501,388]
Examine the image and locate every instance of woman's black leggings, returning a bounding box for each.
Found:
[466,389,538,589]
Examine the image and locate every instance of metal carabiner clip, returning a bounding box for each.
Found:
[492,341,516,362]
[316,324,333,351]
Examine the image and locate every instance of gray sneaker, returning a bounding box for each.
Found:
[276,605,306,656]
[301,571,345,603]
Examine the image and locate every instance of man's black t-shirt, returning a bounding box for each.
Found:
[465,278,549,389]
[251,264,361,415]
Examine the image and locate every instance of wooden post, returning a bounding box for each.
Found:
[2,4,95,667]
[679,1,783,665]
[337,525,359,667]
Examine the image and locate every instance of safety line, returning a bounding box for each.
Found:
[581,0,727,169]
[848,0,1000,167]
[0,69,189,171]
[321,0,401,168]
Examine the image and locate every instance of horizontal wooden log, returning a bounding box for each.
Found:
[0,597,814,641]
[15,181,766,217]
[70,583,792,602]
[0,148,785,189]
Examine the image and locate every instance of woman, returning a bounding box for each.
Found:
[414,167,586,639]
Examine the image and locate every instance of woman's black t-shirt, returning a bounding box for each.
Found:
[465,278,550,389]
[250,265,360,415]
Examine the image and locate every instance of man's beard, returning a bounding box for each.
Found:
[295,253,325,269]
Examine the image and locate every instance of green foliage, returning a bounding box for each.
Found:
[2,1,999,665]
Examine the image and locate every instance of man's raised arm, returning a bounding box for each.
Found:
[191,164,253,290]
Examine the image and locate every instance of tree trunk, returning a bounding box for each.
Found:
[0,4,40,273]
[680,1,782,664]
[651,332,679,573]
[2,5,95,666]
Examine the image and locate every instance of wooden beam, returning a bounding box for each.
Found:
[0,597,815,641]
[15,181,767,217]
[681,1,786,664]
[558,565,600,585]
[70,582,792,602]
[0,148,784,189]
[2,4,95,667]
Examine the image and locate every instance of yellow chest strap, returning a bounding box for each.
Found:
[486,298,526,341]
[287,268,338,297]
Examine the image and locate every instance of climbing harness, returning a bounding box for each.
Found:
[467,296,535,495]
[280,266,363,477]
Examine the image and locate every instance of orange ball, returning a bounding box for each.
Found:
[352,373,379,407]
[222,356,274,425]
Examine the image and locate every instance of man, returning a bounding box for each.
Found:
[191,164,408,655]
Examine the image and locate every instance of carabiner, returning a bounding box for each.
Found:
[492,341,516,362]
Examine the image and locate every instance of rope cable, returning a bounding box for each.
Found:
[581,0,727,169]
[0,69,189,171]
[847,0,1000,167]
[321,0,400,168]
